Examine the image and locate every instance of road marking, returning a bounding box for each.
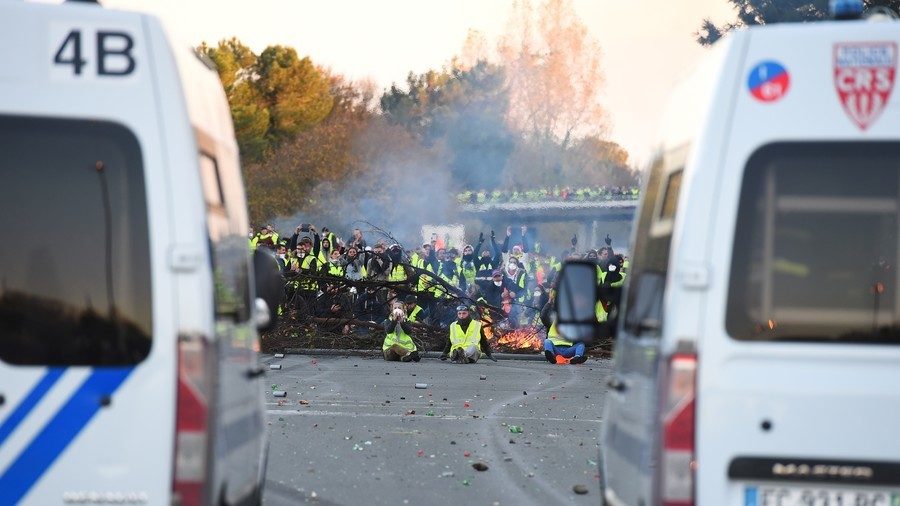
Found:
[266,409,601,424]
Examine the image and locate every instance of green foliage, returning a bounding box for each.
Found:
[697,0,900,45]
[256,46,333,139]
[200,39,333,163]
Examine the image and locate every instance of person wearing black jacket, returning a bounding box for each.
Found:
[478,269,522,309]
[439,305,497,363]
[474,230,503,275]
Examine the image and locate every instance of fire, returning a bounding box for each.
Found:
[494,327,543,351]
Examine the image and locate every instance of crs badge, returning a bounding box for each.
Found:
[834,42,897,130]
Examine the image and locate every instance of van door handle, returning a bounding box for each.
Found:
[245,366,266,379]
[607,377,627,392]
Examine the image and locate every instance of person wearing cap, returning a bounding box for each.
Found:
[478,269,521,310]
[440,305,497,363]
[382,303,420,362]
[387,244,409,282]
[403,295,428,323]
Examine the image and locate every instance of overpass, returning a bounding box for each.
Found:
[458,198,639,251]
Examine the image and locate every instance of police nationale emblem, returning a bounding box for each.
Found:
[834,42,897,130]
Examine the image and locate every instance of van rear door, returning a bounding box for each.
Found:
[0,3,177,504]
[699,21,900,505]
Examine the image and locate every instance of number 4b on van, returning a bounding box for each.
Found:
[553,2,900,506]
[0,1,283,505]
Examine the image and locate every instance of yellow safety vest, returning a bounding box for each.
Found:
[327,262,344,277]
[298,256,318,291]
[408,305,423,323]
[388,264,407,282]
[547,324,574,347]
[383,323,416,352]
[460,261,477,285]
[548,301,607,346]
[449,320,482,353]
[511,270,527,301]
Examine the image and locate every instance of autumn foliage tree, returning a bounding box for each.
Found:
[200,39,333,162]
[203,0,637,227]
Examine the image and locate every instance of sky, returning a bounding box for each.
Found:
[105,0,736,166]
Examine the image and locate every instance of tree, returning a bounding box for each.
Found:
[200,39,334,163]
[497,0,607,148]
[697,0,900,45]
[201,39,270,161]
[255,46,334,139]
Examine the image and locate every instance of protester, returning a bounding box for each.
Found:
[348,228,367,250]
[273,220,623,356]
[382,303,420,362]
[440,305,496,363]
[539,296,587,364]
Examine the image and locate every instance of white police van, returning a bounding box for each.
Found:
[0,1,281,504]
[553,2,900,505]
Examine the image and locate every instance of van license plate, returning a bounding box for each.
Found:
[745,486,900,506]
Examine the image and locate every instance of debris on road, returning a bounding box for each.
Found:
[299,399,310,405]
[415,383,427,389]
[274,353,285,358]
[417,449,425,457]
[269,364,282,370]
[273,390,287,398]
[426,410,435,416]
[472,462,488,471]
[462,479,470,486]
[479,375,487,380]
[573,484,589,495]
[440,471,455,478]
[405,409,416,415]
[508,425,523,434]
[523,391,528,395]
[463,451,470,457]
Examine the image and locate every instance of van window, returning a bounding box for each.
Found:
[624,156,671,337]
[199,152,224,208]
[659,170,683,220]
[623,150,686,337]
[0,116,152,365]
[727,143,900,344]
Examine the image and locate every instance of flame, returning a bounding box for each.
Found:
[494,327,543,351]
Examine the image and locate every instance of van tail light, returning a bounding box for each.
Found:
[658,352,697,506]
[173,336,214,506]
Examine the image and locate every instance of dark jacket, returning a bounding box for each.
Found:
[477,276,521,308]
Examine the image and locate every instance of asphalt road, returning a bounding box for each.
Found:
[259,353,613,506]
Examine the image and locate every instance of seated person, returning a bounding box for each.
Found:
[382,304,420,362]
[440,305,497,364]
[539,299,587,364]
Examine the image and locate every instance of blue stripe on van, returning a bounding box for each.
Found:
[0,368,66,447]
[0,367,133,505]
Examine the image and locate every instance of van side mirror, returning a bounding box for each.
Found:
[553,260,601,343]
[253,248,284,332]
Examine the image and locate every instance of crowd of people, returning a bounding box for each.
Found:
[251,221,627,364]
[455,185,639,205]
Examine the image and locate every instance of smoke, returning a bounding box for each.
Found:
[277,117,456,248]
